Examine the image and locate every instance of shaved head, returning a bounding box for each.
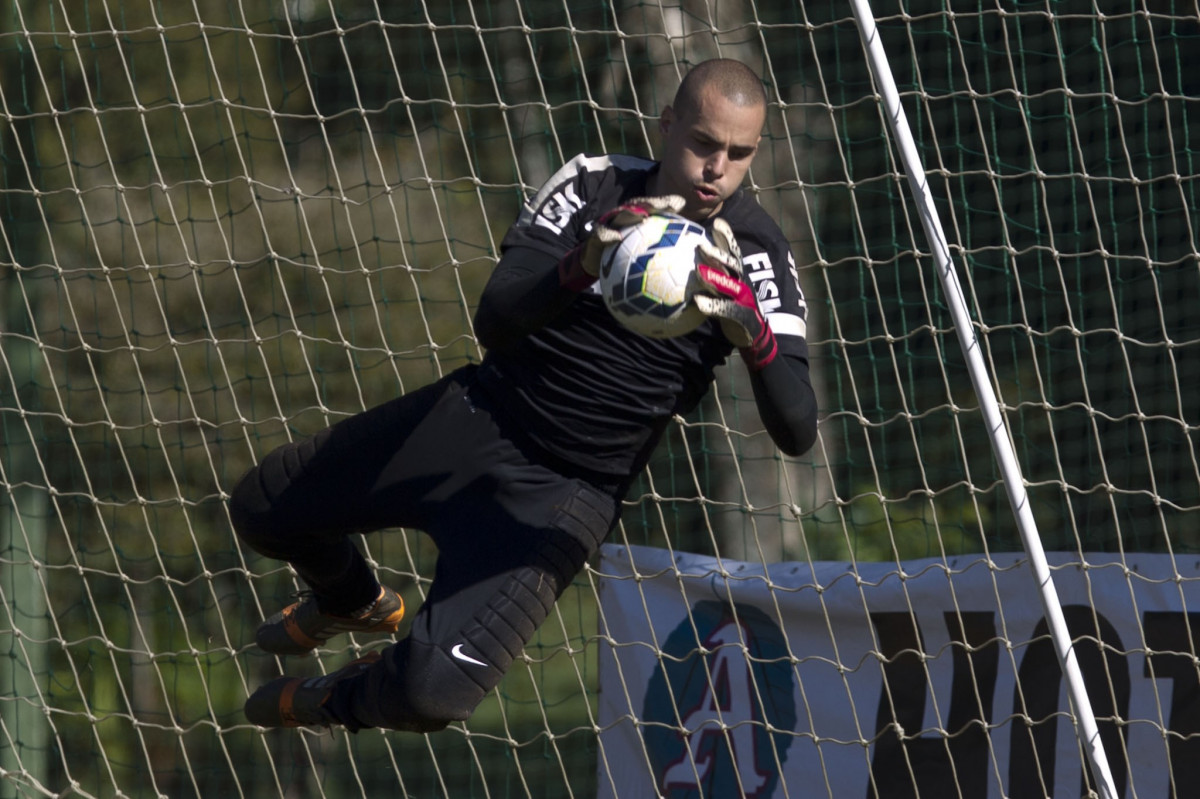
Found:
[650,58,766,219]
[672,59,767,119]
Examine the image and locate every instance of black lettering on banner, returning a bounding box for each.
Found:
[1009,605,1129,798]
[867,611,999,799]
[1143,611,1200,799]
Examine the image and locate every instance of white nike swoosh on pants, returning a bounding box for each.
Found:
[450,643,487,667]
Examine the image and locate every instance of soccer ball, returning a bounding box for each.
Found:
[598,212,710,339]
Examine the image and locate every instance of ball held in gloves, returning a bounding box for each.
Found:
[598,212,710,339]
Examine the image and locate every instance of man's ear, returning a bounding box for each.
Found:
[659,105,674,136]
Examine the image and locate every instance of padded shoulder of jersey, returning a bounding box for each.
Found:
[515,153,656,229]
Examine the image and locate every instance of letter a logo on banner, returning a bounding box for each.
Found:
[641,601,796,799]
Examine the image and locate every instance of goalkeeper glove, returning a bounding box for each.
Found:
[689,218,778,370]
[557,195,686,291]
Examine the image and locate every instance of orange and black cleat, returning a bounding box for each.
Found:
[245,650,382,728]
[256,586,405,656]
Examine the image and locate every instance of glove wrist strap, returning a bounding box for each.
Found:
[557,245,598,292]
[739,324,778,371]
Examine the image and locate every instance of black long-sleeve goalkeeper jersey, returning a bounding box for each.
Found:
[474,153,811,480]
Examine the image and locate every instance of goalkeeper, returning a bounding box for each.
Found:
[235,57,817,732]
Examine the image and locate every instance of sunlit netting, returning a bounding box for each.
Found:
[1,1,1197,797]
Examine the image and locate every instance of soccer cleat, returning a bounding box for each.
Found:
[245,651,382,728]
[256,586,405,656]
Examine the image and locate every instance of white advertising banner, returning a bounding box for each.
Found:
[596,543,1200,799]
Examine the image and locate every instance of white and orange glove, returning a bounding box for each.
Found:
[557,195,686,291]
[689,218,778,370]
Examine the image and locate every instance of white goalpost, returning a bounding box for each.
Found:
[2,1,1198,798]
[847,1,1118,795]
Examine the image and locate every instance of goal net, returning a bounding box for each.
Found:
[1,1,1197,797]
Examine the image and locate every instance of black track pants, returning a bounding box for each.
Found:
[230,365,621,731]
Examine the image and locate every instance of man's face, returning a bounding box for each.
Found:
[655,85,764,220]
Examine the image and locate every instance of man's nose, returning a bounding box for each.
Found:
[705,152,727,179]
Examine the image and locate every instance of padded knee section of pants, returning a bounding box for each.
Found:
[368,564,573,731]
[497,485,613,640]
[363,639,481,732]
[227,436,323,558]
[361,485,619,732]
[228,465,278,556]
[554,482,617,555]
[450,482,619,685]
[229,455,281,544]
[371,559,574,732]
